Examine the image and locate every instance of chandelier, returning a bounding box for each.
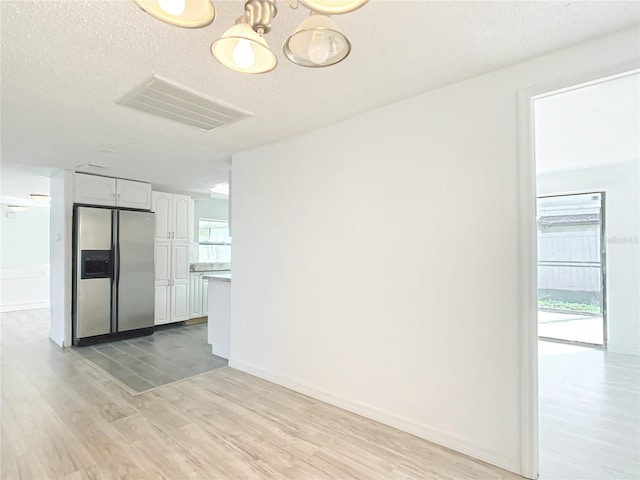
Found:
[133,0,367,74]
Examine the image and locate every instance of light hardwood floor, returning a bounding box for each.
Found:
[1,309,522,479]
[538,341,640,480]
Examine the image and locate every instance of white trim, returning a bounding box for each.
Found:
[517,87,539,480]
[0,301,49,313]
[517,60,640,480]
[230,359,520,475]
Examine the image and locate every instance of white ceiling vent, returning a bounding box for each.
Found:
[118,76,252,131]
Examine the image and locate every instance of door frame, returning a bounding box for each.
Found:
[536,191,608,349]
[517,62,639,479]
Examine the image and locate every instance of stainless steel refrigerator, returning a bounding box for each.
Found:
[73,206,155,346]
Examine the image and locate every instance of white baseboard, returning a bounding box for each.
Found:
[608,341,640,357]
[229,359,521,476]
[0,301,49,313]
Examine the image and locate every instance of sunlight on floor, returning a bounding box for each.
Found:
[538,310,603,345]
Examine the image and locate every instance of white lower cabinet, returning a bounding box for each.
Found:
[154,241,189,326]
[189,273,202,318]
[202,279,209,317]
[189,271,219,319]
[171,282,190,321]
[154,285,170,324]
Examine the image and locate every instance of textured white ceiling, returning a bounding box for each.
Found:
[0,163,51,208]
[1,1,639,195]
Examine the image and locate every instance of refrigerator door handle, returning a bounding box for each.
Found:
[112,210,120,333]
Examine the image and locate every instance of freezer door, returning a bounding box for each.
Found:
[116,210,155,332]
[75,207,113,338]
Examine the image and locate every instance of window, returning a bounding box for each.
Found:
[198,219,231,263]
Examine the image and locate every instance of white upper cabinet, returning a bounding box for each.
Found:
[151,192,191,243]
[74,173,151,209]
[152,192,172,241]
[172,194,191,243]
[116,179,151,210]
[74,174,116,206]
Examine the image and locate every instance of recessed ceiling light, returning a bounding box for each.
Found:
[6,205,27,212]
[99,148,114,154]
[210,184,229,195]
[29,193,50,201]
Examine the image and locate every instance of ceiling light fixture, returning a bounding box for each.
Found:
[210,184,229,195]
[6,205,27,212]
[133,0,215,28]
[211,15,278,74]
[29,194,51,201]
[298,0,367,14]
[283,13,351,67]
[133,0,365,73]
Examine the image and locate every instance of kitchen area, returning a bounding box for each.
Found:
[70,172,232,394]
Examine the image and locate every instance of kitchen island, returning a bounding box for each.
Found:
[203,273,231,359]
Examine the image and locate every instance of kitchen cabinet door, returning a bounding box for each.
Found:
[171,243,190,283]
[154,243,170,282]
[116,179,151,210]
[152,192,172,241]
[201,278,209,316]
[154,285,171,325]
[189,273,202,318]
[171,282,189,322]
[171,194,191,243]
[74,173,116,206]
[170,242,190,322]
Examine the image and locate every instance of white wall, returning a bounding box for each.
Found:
[0,205,50,311]
[230,27,640,476]
[537,160,640,355]
[49,170,73,347]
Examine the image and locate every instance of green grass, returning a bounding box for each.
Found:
[538,299,601,314]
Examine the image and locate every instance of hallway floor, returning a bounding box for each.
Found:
[539,341,640,479]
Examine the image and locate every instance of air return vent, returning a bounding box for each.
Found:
[118,76,252,131]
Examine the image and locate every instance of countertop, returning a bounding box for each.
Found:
[202,273,231,283]
[190,262,231,272]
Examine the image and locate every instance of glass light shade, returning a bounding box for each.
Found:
[211,23,277,74]
[283,15,351,68]
[298,0,367,14]
[133,0,215,28]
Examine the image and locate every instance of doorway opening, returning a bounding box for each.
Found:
[537,192,606,347]
[0,166,51,312]
[530,70,640,480]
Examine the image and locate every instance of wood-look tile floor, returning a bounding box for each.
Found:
[72,323,227,394]
[538,341,640,480]
[1,309,522,479]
